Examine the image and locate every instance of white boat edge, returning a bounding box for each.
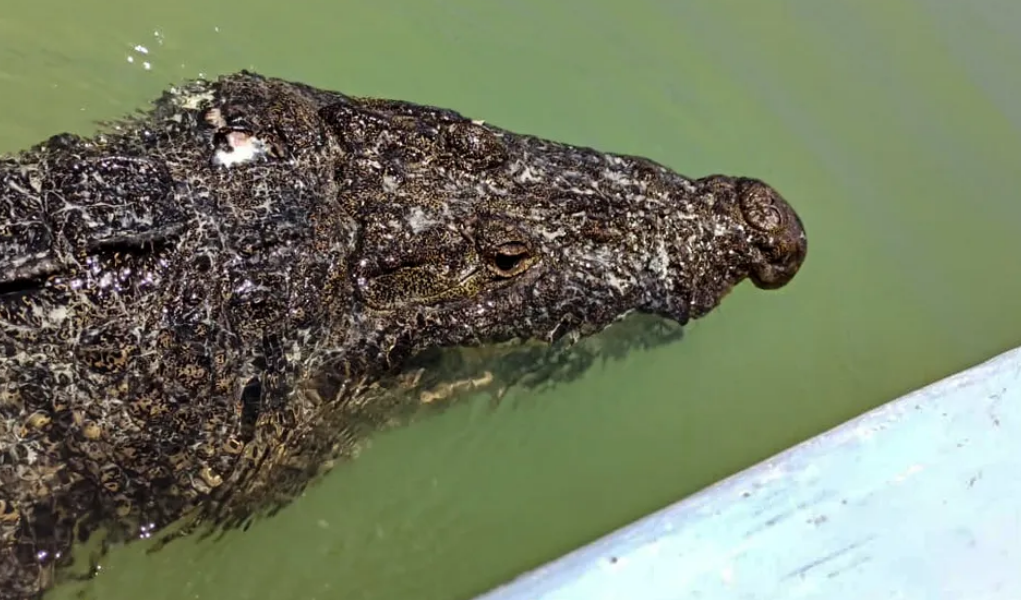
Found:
[473,345,1021,600]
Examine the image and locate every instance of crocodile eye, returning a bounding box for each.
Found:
[486,242,532,277]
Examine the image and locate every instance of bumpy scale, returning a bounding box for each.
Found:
[0,71,807,598]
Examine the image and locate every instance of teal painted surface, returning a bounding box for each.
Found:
[475,346,1021,599]
[1,1,1019,599]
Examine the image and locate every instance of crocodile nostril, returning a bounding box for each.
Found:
[741,182,808,290]
[739,181,785,232]
[750,225,808,290]
[746,201,783,231]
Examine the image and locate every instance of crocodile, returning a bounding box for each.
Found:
[0,70,808,598]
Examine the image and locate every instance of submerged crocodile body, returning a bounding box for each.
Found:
[0,70,807,597]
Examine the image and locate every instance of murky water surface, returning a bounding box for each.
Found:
[2,0,1019,598]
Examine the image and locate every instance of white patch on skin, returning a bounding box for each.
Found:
[175,90,215,110]
[584,246,636,295]
[510,159,542,184]
[213,132,268,168]
[286,339,304,364]
[539,229,566,242]
[407,207,437,233]
[7,251,49,270]
[716,222,742,237]
[605,272,631,294]
[45,306,69,326]
[648,239,671,280]
[382,173,401,192]
[601,167,635,188]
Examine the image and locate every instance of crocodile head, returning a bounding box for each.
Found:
[0,73,809,598]
[318,98,809,368]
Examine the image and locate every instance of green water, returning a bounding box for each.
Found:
[3,0,1020,598]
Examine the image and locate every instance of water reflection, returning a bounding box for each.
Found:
[53,312,686,596]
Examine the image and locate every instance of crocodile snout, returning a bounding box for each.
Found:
[737,179,808,290]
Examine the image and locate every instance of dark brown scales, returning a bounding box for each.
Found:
[0,70,807,598]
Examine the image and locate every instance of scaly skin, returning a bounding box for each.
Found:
[0,70,807,597]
